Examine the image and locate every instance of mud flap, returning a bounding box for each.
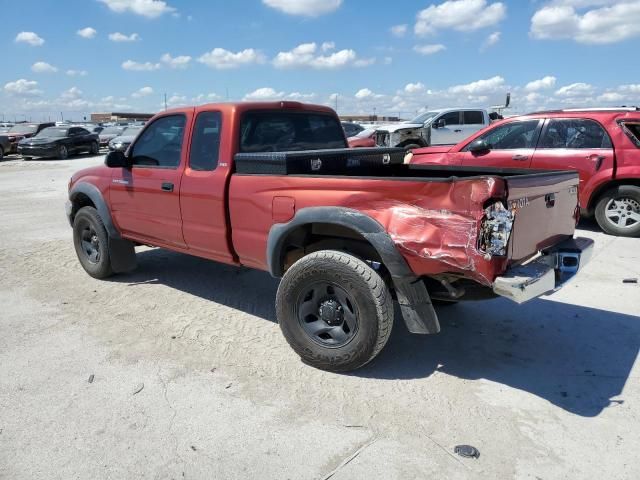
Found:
[393,277,440,334]
[109,238,137,273]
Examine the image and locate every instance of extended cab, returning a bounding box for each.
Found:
[375,108,492,150]
[411,108,640,237]
[66,102,593,371]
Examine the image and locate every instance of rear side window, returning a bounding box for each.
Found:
[131,114,185,168]
[440,111,461,126]
[240,111,346,153]
[621,122,640,147]
[189,111,222,171]
[539,119,612,149]
[463,111,484,125]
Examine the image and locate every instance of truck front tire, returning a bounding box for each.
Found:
[73,206,114,279]
[276,250,393,372]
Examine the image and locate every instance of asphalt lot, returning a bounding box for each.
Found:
[0,154,639,479]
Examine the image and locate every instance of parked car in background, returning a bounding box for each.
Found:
[98,126,126,148]
[0,122,55,159]
[347,128,377,148]
[411,108,640,237]
[18,126,99,160]
[108,125,143,152]
[73,123,104,135]
[375,108,492,150]
[341,121,365,138]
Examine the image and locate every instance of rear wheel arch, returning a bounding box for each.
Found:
[267,207,413,279]
[587,178,640,214]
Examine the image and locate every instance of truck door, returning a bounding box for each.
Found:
[459,119,542,168]
[109,113,190,247]
[179,110,235,263]
[531,118,614,208]
[431,111,462,145]
[460,110,486,140]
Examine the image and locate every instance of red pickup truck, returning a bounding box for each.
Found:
[411,108,640,237]
[66,101,593,371]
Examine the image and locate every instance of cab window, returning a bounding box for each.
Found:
[440,111,461,126]
[189,111,222,171]
[539,119,612,149]
[130,115,185,168]
[466,120,540,150]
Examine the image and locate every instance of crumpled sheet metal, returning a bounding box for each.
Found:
[351,177,507,285]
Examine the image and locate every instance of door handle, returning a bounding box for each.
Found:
[161,182,174,192]
[454,129,462,132]
[587,154,605,171]
[512,154,529,161]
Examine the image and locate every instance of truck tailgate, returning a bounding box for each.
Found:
[505,171,579,263]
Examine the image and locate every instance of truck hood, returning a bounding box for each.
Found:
[377,123,423,133]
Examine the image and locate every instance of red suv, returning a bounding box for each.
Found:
[411,108,640,237]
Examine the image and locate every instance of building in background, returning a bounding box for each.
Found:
[90,112,154,123]
[340,115,402,123]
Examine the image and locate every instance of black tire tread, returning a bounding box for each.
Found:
[73,206,113,279]
[276,250,393,372]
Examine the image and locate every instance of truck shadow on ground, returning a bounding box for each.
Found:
[118,248,639,418]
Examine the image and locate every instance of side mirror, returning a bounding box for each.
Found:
[434,118,446,129]
[468,139,491,153]
[105,150,128,168]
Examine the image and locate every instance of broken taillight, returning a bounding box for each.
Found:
[478,201,514,258]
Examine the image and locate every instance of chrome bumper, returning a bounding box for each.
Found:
[493,237,594,304]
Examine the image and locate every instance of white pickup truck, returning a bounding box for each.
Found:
[375,108,494,149]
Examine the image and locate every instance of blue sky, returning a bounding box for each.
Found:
[2,0,639,121]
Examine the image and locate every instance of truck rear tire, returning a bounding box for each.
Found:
[276,250,393,372]
[73,206,114,279]
[594,185,640,237]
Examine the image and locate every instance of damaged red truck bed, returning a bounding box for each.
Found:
[66,101,593,371]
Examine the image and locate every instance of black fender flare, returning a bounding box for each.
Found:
[267,207,440,334]
[69,182,121,239]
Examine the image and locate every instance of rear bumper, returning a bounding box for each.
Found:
[493,237,594,304]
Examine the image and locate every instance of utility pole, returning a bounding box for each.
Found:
[164,93,168,111]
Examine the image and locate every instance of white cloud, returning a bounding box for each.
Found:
[390,24,408,37]
[531,1,640,44]
[66,69,88,77]
[122,60,161,71]
[60,87,83,100]
[197,48,265,69]
[287,92,317,100]
[161,53,192,69]
[404,82,426,94]
[415,0,506,35]
[597,92,624,103]
[31,62,58,74]
[132,86,154,98]
[108,32,140,42]
[262,0,341,16]
[355,88,373,99]
[449,75,505,94]
[321,41,335,52]
[555,82,594,96]
[273,42,374,69]
[244,87,285,100]
[525,75,557,91]
[482,31,501,50]
[166,94,188,107]
[4,79,43,97]
[413,44,447,55]
[99,0,176,18]
[15,31,44,46]
[77,27,97,39]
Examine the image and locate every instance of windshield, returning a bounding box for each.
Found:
[36,127,68,138]
[101,126,125,135]
[408,111,439,124]
[122,126,143,136]
[9,124,37,134]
